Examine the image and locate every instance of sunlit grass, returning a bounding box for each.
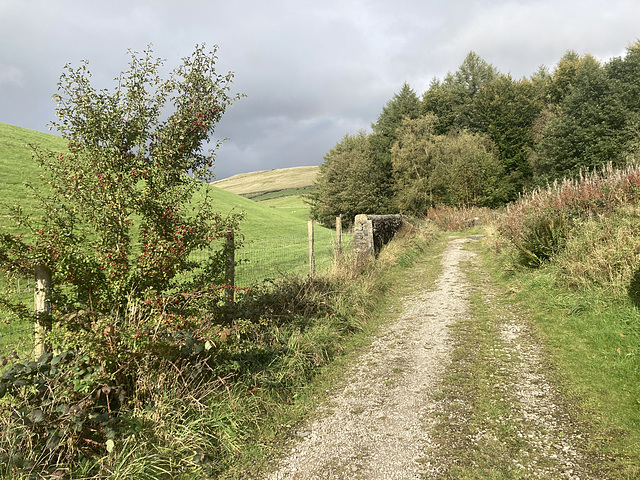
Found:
[488,165,640,478]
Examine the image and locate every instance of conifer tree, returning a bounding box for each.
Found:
[368,82,421,211]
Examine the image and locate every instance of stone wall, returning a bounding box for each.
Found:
[353,214,404,257]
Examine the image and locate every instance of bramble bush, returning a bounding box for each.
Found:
[0,45,246,475]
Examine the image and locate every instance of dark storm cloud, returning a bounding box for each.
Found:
[1,0,639,179]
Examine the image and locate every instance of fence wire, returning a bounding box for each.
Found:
[0,228,353,363]
[235,231,352,286]
[1,273,34,363]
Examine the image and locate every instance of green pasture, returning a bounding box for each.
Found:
[245,185,315,202]
[194,184,350,286]
[259,193,313,221]
[0,123,349,356]
[0,272,33,360]
[0,123,66,235]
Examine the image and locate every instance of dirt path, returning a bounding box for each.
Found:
[265,237,599,479]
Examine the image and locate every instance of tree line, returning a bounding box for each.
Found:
[310,41,640,227]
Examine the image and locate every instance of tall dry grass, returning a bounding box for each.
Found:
[426,206,499,231]
[497,162,640,291]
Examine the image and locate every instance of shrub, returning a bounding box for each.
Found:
[0,45,244,477]
[510,209,569,268]
[498,163,640,268]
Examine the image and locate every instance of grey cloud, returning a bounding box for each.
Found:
[2,0,639,179]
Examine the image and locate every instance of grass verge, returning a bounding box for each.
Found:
[479,232,640,479]
[1,221,442,479]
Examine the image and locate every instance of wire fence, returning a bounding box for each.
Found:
[0,226,352,363]
[235,229,352,286]
[0,272,35,364]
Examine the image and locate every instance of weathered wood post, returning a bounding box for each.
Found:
[308,219,315,276]
[34,265,52,359]
[335,214,342,257]
[225,230,235,302]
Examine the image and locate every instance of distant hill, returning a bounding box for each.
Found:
[212,165,318,200]
[0,123,317,236]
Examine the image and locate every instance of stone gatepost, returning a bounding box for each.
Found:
[353,214,404,257]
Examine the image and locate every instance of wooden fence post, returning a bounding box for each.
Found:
[34,265,52,359]
[225,230,235,302]
[335,214,342,256]
[308,219,315,276]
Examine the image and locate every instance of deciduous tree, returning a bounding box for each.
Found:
[311,131,387,227]
[0,45,243,455]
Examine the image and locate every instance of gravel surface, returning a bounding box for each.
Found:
[266,238,473,479]
[265,237,598,479]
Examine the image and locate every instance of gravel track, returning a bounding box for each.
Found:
[265,237,597,479]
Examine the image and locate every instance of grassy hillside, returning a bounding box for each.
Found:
[213,165,320,219]
[0,123,340,285]
[0,123,66,227]
[260,194,312,222]
[212,165,318,198]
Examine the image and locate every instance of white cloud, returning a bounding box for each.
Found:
[0,64,24,87]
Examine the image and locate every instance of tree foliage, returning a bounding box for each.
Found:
[0,45,244,463]
[314,41,640,221]
[470,75,544,198]
[422,51,499,134]
[311,131,389,227]
[368,82,421,210]
[535,49,640,180]
[391,119,502,214]
[390,115,439,213]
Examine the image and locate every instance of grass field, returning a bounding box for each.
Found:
[191,184,347,285]
[245,185,315,202]
[0,123,66,234]
[0,124,345,355]
[260,194,313,221]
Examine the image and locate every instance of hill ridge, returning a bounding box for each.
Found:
[213,165,318,196]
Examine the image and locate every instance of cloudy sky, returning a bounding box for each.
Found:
[1,0,639,179]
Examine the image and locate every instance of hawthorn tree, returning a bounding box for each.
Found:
[0,45,243,457]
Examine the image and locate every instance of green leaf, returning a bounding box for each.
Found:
[31,408,45,423]
[46,433,61,451]
[106,439,115,453]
